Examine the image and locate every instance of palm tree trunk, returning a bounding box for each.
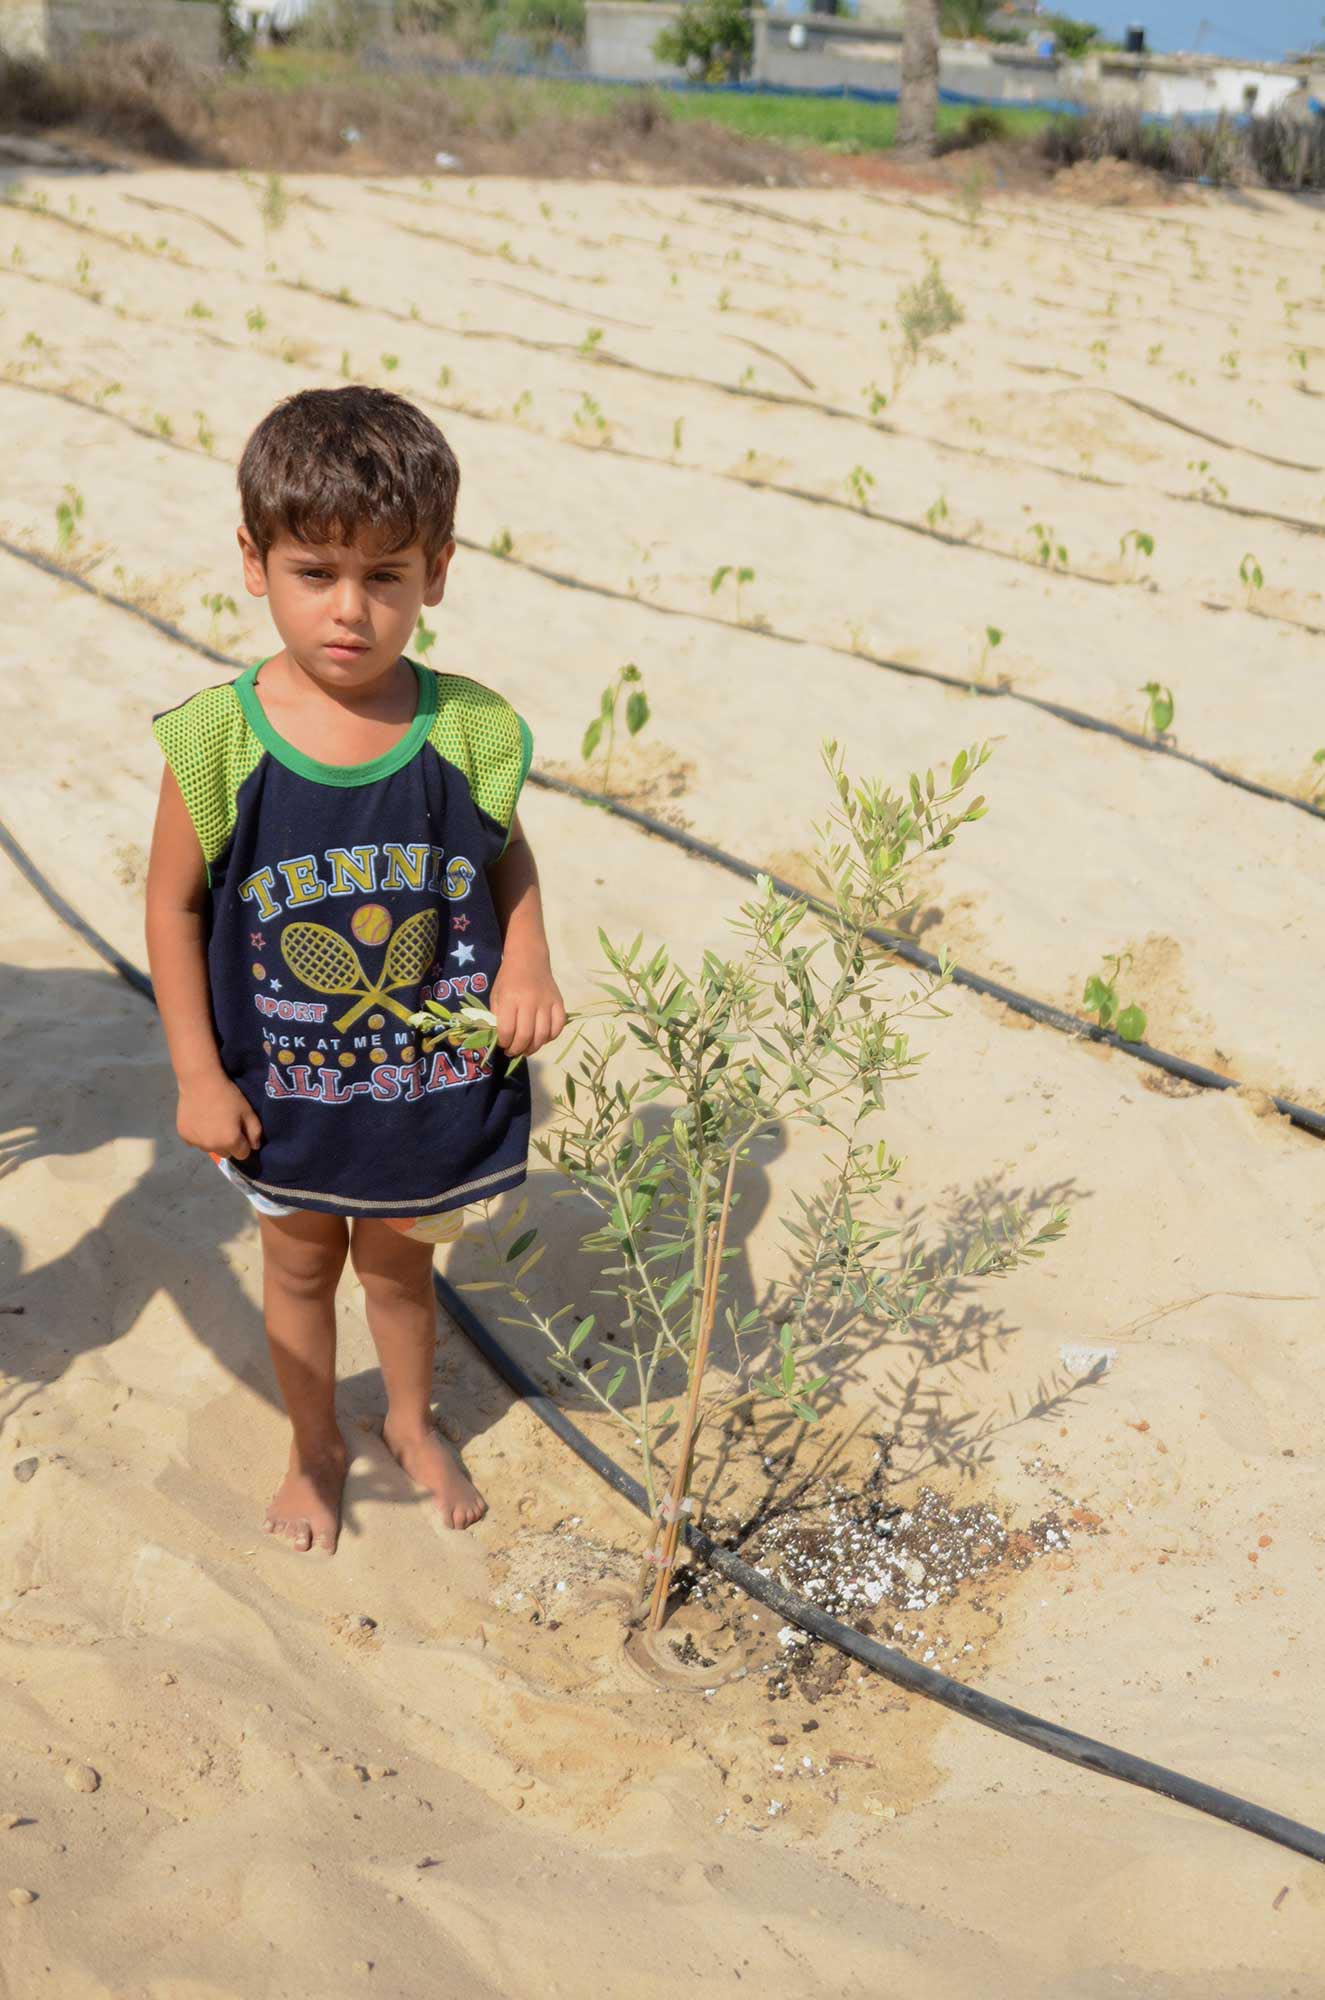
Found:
[897,0,940,158]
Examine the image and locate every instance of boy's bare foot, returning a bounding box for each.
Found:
[262,1435,349,1553]
[381,1414,488,1530]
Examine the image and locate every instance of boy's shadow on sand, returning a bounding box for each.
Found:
[0,964,534,1536]
[2,965,1097,1546]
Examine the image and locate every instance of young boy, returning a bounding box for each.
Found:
[145,385,565,1556]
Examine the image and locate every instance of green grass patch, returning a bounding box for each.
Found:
[660,93,1053,152]
[227,49,1055,155]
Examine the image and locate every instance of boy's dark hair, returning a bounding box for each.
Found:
[237,385,460,568]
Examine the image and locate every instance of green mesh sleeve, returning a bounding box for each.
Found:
[425,671,533,853]
[152,682,264,871]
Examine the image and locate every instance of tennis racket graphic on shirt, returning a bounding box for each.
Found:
[280,908,440,1034]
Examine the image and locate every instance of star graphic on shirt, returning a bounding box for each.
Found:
[250,931,266,948]
[269,978,283,992]
[452,914,471,932]
[450,942,476,967]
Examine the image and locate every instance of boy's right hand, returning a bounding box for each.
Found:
[177,1074,264,1160]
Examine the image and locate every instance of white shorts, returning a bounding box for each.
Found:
[212,1154,467,1243]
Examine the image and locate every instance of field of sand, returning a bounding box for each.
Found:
[1,156,1324,1996]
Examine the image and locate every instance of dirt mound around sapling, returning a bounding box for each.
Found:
[687,1468,1105,1706]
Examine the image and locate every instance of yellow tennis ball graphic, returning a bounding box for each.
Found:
[370,1046,388,1064]
[351,903,393,947]
[339,1052,356,1068]
[368,1012,385,1031]
[309,1050,325,1066]
[252,961,266,980]
[278,1049,295,1065]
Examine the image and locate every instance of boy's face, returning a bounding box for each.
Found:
[238,524,454,688]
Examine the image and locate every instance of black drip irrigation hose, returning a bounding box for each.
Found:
[442,1277,1325,1867]
[1,535,1322,1134]
[3,818,1324,1867]
[1,517,1322,1130]
[525,772,1325,1142]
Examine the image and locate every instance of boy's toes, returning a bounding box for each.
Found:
[263,1512,315,1551]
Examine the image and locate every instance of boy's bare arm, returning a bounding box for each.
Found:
[486,810,566,1059]
[145,764,263,1160]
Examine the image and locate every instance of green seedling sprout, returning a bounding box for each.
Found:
[1290,349,1310,390]
[926,494,949,533]
[672,417,684,453]
[582,663,649,793]
[1146,342,1164,365]
[489,528,514,558]
[1310,748,1325,805]
[710,564,755,623]
[846,465,875,511]
[438,365,452,390]
[975,625,1003,683]
[55,484,83,556]
[1239,553,1264,608]
[381,354,399,373]
[246,306,267,334]
[412,614,437,663]
[200,592,238,649]
[512,390,532,420]
[1119,529,1155,582]
[187,300,213,320]
[153,412,173,438]
[579,327,604,356]
[1139,681,1174,738]
[195,412,215,454]
[1082,951,1146,1043]
[573,393,609,441]
[1030,522,1068,571]
[1187,459,1228,504]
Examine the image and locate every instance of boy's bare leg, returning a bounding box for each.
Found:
[258,1208,350,1553]
[350,1218,487,1530]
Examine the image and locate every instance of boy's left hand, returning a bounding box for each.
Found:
[489,956,567,1059]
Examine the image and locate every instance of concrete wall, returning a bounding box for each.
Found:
[0,0,222,64]
[1091,53,1303,118]
[583,2,689,84]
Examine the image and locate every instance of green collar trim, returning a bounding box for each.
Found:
[237,656,437,788]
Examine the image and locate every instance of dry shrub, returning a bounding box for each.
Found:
[0,36,216,160]
[1040,105,1325,191]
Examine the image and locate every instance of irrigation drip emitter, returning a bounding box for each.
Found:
[3,815,1324,1867]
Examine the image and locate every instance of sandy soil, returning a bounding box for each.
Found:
[1,162,1323,1996]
